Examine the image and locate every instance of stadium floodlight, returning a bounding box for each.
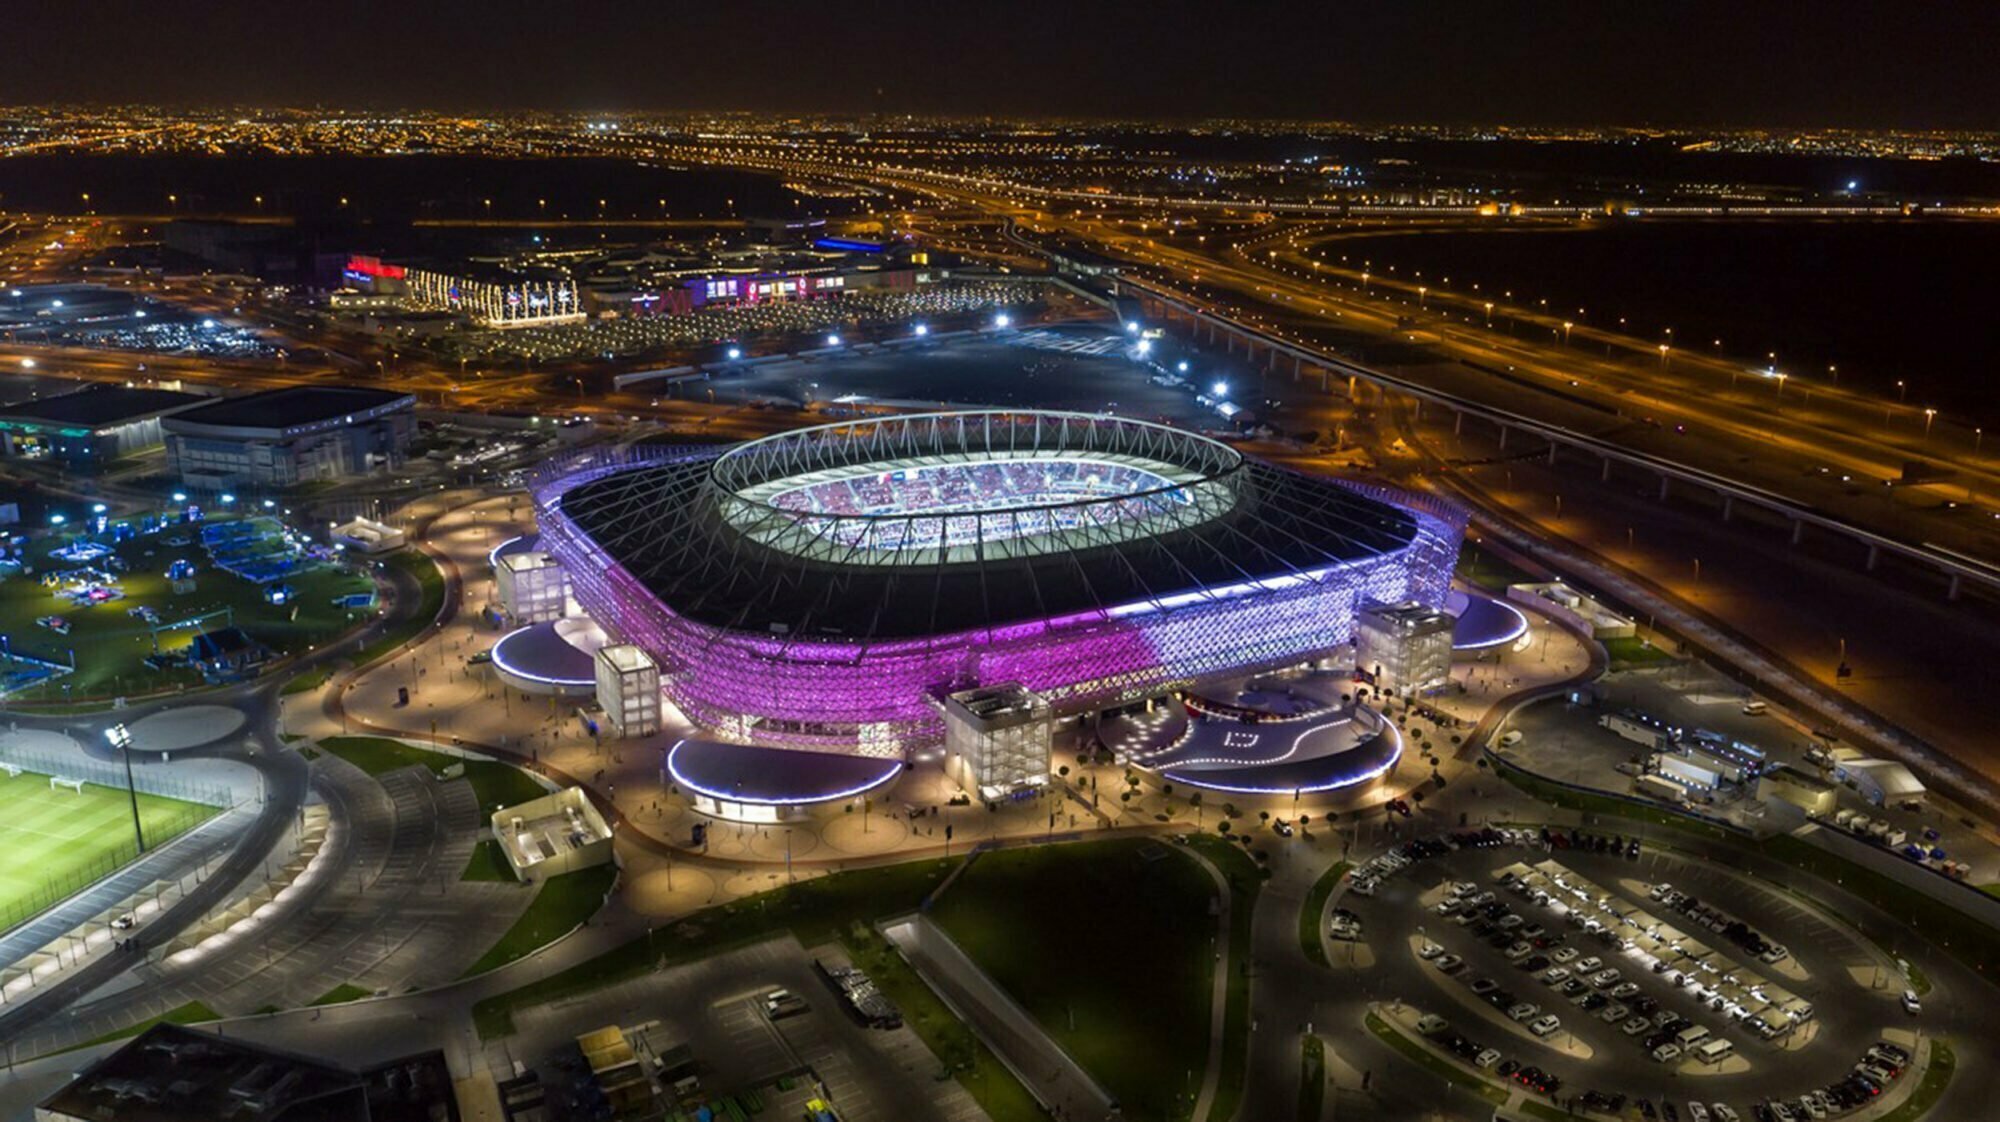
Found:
[92,503,107,514]
[1212,381,1230,398]
[134,310,146,319]
[726,346,743,361]
[826,333,842,347]
[1136,339,1152,355]
[51,300,64,309]
[1124,321,1139,333]
[1177,360,1190,373]
[19,358,33,369]
[171,492,187,503]
[201,318,217,329]
[262,499,275,509]
[994,313,1012,328]
[913,323,929,337]
[219,493,236,504]
[103,723,147,854]
[48,514,65,526]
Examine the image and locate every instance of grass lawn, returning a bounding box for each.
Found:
[1877,1039,1954,1122]
[841,925,1051,1122]
[462,838,518,882]
[459,864,618,978]
[0,515,377,701]
[932,838,1219,1122]
[1299,861,1351,968]
[309,983,373,1006]
[472,858,955,1039]
[1296,1034,1325,1122]
[1602,635,1678,665]
[1454,541,1538,592]
[317,735,547,813]
[1363,1010,1509,1107]
[350,551,446,668]
[1184,835,1264,1122]
[0,770,219,933]
[71,1001,221,1052]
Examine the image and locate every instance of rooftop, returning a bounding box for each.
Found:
[666,738,903,806]
[38,1024,365,1122]
[0,385,205,426]
[166,385,412,431]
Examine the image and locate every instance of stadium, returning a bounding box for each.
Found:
[530,411,1465,780]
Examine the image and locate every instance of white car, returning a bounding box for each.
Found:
[1507,1002,1540,1022]
[1348,878,1378,898]
[1329,917,1362,941]
[1623,1016,1652,1036]
[1711,1105,1740,1122]
[1652,1043,1683,1063]
[1687,1103,1711,1122]
[1433,954,1464,974]
[1541,967,1571,986]
[1529,1014,1561,1037]
[1417,941,1445,960]
[1576,956,1603,973]
[1551,947,1579,965]
[1474,1048,1502,1069]
[1901,989,1922,1015]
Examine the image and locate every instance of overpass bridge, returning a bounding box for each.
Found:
[1112,274,2000,603]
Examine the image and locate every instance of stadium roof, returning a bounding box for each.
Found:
[554,412,1430,641]
[165,386,412,431]
[0,385,205,426]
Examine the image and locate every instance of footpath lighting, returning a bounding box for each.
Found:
[103,724,147,855]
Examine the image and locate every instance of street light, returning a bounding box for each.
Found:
[1924,408,1937,439]
[103,724,148,855]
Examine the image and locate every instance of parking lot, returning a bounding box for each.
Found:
[1333,825,1924,1120]
[501,936,985,1122]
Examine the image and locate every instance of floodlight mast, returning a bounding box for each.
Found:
[103,724,146,854]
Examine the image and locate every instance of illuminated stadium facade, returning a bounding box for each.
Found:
[533,412,1465,759]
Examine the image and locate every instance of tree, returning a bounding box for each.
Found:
[1058,765,1071,778]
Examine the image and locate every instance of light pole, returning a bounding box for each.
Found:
[103,724,147,855]
[1923,408,1937,440]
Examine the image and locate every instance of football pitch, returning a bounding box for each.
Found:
[0,770,221,932]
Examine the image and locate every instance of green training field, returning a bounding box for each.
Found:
[0,770,221,932]
[0,514,380,702]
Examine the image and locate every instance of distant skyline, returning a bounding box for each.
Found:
[6,1,1998,130]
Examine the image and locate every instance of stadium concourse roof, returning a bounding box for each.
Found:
[557,446,1429,641]
[666,737,903,806]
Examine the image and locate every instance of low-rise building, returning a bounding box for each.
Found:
[0,385,206,469]
[162,385,415,490]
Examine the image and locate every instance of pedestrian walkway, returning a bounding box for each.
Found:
[882,915,1117,1122]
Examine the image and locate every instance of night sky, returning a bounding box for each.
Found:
[7,1,1997,128]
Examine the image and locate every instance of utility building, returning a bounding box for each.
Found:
[595,643,661,738]
[1355,600,1455,694]
[939,683,1052,800]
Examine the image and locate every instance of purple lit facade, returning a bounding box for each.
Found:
[531,416,1465,759]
